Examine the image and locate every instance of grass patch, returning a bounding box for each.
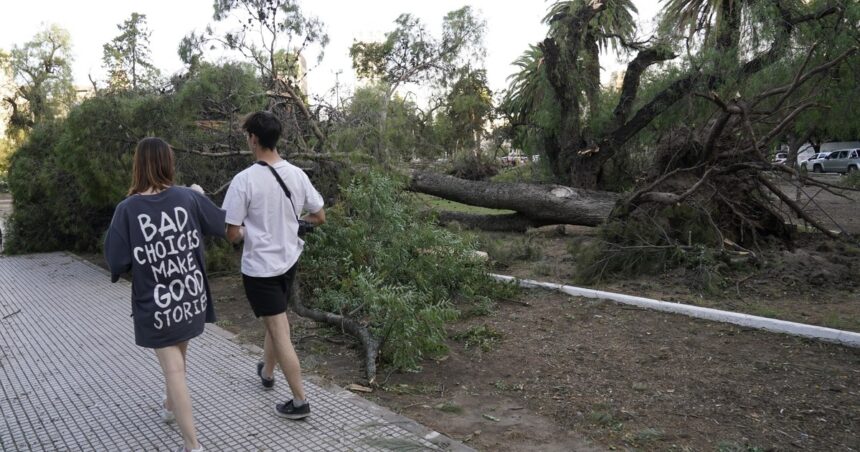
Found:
[435,402,464,414]
[453,325,503,351]
[822,312,860,331]
[491,161,554,184]
[413,193,515,215]
[839,171,860,189]
[634,427,665,443]
[461,298,497,318]
[717,442,765,452]
[744,305,784,319]
[492,379,525,392]
[383,383,440,396]
[480,236,543,265]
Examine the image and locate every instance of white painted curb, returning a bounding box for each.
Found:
[491,274,860,348]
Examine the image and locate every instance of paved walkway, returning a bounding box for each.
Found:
[0,253,461,451]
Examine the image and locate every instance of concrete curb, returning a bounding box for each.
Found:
[492,273,860,348]
[69,252,474,452]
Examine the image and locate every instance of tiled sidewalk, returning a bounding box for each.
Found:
[0,253,463,451]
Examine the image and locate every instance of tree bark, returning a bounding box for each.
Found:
[410,171,619,226]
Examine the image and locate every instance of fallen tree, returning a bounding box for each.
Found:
[409,171,620,227]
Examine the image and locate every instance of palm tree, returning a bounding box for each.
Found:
[502,0,640,184]
[662,0,741,51]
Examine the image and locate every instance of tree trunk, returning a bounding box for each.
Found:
[377,91,392,163]
[410,171,619,226]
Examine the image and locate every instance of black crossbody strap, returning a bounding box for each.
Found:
[256,161,300,221]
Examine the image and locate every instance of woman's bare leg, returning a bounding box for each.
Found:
[155,342,199,449]
[165,341,189,410]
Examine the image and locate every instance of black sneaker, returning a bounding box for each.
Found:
[274,400,310,420]
[256,362,274,389]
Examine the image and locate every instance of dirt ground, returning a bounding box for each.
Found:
[207,274,859,452]
[779,173,860,236]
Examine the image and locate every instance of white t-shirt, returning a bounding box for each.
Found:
[222,160,324,278]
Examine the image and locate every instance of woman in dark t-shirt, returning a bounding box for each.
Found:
[105,137,225,452]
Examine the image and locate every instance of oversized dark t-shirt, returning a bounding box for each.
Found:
[104,186,226,348]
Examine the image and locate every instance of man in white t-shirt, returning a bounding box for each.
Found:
[222,111,325,420]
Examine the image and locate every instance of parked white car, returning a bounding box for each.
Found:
[810,149,860,174]
[801,152,829,171]
[772,152,788,165]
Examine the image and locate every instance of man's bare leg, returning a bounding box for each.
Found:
[261,313,306,401]
[261,330,277,379]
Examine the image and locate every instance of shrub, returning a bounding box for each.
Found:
[301,172,517,371]
[5,63,265,253]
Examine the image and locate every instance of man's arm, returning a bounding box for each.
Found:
[302,208,326,226]
[226,224,244,244]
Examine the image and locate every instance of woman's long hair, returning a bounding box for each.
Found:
[128,137,175,196]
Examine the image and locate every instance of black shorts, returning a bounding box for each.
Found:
[242,265,297,318]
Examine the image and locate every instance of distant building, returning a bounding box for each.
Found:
[608,71,625,91]
[74,85,95,103]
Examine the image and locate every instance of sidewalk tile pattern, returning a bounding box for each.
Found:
[0,253,439,451]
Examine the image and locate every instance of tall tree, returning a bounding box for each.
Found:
[2,25,75,136]
[102,13,160,91]
[502,0,843,189]
[441,68,493,157]
[350,6,486,162]
[179,0,328,150]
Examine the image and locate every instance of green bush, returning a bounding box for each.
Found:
[575,205,725,287]
[5,121,88,253]
[301,172,517,371]
[5,63,265,253]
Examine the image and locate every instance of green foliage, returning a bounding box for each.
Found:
[4,24,76,135]
[174,62,266,120]
[4,121,94,253]
[350,7,485,88]
[546,0,638,52]
[491,161,555,184]
[326,84,434,160]
[5,63,264,253]
[481,236,543,265]
[204,238,240,274]
[453,325,503,351]
[102,13,161,91]
[183,0,327,83]
[0,138,13,190]
[301,172,517,371]
[440,68,493,155]
[575,205,724,287]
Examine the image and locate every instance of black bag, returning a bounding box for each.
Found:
[256,161,315,236]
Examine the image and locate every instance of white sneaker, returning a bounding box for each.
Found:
[160,397,175,423]
[175,446,203,452]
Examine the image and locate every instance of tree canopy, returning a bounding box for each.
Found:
[102,13,161,92]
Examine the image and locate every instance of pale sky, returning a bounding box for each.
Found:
[0,0,663,104]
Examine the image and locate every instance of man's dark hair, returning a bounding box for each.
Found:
[242,111,282,150]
